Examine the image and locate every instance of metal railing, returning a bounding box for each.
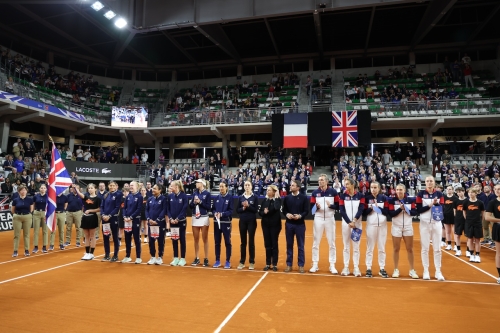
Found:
[354,98,500,117]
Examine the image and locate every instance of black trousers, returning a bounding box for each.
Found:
[261,221,281,266]
[239,218,257,264]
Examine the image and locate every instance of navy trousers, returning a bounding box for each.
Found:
[285,222,305,267]
[103,216,120,257]
[148,223,166,257]
[125,217,141,258]
[171,221,187,258]
[214,221,232,262]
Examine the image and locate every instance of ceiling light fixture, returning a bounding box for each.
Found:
[115,17,127,29]
[104,10,116,19]
[91,1,104,11]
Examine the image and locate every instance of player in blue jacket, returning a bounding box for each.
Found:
[212,181,234,269]
[100,181,123,262]
[145,184,168,265]
[167,180,189,267]
[121,181,143,264]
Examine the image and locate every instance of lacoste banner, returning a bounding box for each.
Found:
[64,161,138,179]
[0,196,13,232]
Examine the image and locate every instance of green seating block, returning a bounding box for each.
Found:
[452,109,461,115]
[352,99,360,104]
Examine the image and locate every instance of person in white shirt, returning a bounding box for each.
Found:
[141,150,148,165]
[65,148,73,160]
[76,146,84,161]
[83,148,91,162]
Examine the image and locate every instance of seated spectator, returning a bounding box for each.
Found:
[325,75,332,86]
[365,85,374,98]
[5,77,15,93]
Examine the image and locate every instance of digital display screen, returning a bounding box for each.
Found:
[111,106,148,128]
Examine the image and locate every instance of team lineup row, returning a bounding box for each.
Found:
[9,176,500,283]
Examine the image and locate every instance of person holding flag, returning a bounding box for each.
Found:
[100,181,123,262]
[73,183,101,260]
[45,138,74,252]
[189,179,211,267]
[339,178,365,277]
[416,176,445,281]
[146,184,168,265]
[122,181,143,264]
[31,184,48,254]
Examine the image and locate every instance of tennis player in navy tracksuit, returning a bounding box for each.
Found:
[122,181,143,264]
[100,181,123,262]
[212,181,234,269]
[167,180,189,267]
[146,184,168,265]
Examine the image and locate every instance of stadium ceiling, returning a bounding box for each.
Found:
[0,0,498,71]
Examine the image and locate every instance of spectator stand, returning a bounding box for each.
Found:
[343,71,499,118]
[309,77,333,107]
[0,49,121,126]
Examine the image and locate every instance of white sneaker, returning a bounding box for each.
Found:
[475,255,481,263]
[423,271,430,280]
[392,269,400,278]
[178,258,186,266]
[135,258,142,264]
[440,241,446,247]
[121,257,132,263]
[469,255,475,262]
[166,231,171,237]
[170,257,180,266]
[466,251,471,257]
[309,265,319,273]
[155,257,163,265]
[497,277,500,284]
[143,237,148,243]
[353,267,362,277]
[445,244,452,251]
[81,253,89,260]
[453,245,457,251]
[435,271,445,281]
[341,267,350,276]
[455,250,462,256]
[87,253,94,260]
[409,269,419,279]
[147,257,156,265]
[329,265,338,274]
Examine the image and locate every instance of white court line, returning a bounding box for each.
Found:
[442,249,498,280]
[115,260,498,286]
[214,272,268,333]
[0,240,103,265]
[0,254,101,285]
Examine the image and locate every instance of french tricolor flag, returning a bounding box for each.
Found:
[283,113,308,148]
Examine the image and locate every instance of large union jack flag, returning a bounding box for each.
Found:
[46,144,73,232]
[332,111,358,147]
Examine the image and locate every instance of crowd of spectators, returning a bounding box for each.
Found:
[1,48,120,109]
[332,138,498,198]
[166,73,300,114]
[344,55,500,106]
